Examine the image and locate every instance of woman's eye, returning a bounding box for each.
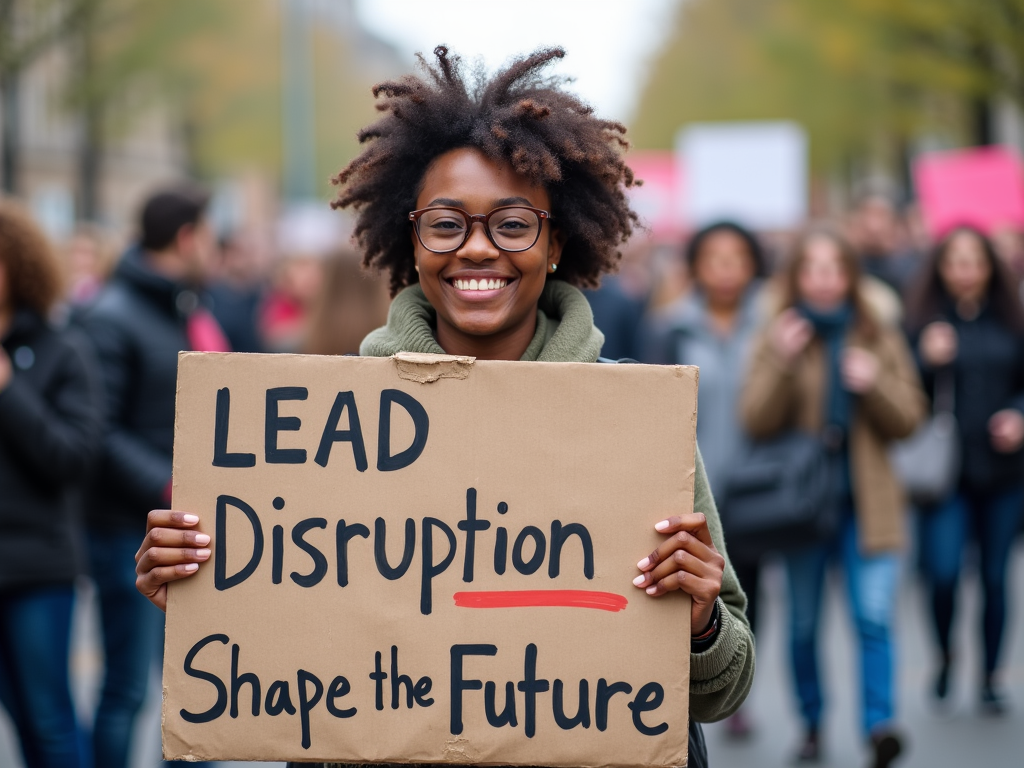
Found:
[429,219,464,231]
[496,219,528,230]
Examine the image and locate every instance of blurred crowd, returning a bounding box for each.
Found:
[0,182,1023,768]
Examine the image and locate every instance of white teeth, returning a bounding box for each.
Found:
[453,278,508,291]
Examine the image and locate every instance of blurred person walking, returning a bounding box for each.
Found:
[302,250,390,356]
[741,228,925,767]
[78,185,224,768]
[0,200,103,768]
[905,226,1024,714]
[646,221,766,739]
[848,194,921,296]
[207,232,269,354]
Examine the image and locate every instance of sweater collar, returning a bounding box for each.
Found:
[360,280,605,363]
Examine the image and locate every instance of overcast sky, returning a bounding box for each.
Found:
[351,0,679,124]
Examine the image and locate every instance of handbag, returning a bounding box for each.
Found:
[719,430,842,558]
[889,371,960,506]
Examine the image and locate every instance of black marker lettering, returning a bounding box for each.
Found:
[549,521,595,579]
[449,644,496,735]
[375,517,415,580]
[370,651,387,711]
[265,387,307,464]
[516,643,550,738]
[421,517,457,615]
[595,678,633,732]
[290,518,328,588]
[180,634,228,724]
[230,643,260,718]
[552,679,590,729]
[335,520,369,587]
[627,682,668,736]
[213,388,255,467]
[484,681,518,728]
[314,391,367,471]
[215,496,263,591]
[458,488,490,583]
[326,676,356,719]
[265,680,296,716]
[271,525,284,585]
[297,669,323,749]
[512,526,546,576]
[377,389,429,471]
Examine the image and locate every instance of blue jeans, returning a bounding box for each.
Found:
[0,585,86,768]
[785,516,899,737]
[920,485,1024,676]
[88,529,163,768]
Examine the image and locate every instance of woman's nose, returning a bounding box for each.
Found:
[458,222,499,261]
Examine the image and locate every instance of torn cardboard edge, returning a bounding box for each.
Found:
[394,351,476,384]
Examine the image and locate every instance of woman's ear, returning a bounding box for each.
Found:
[547,227,565,272]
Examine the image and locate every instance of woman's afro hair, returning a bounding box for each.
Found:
[331,46,641,296]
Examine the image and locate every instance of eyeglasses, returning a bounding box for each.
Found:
[408,205,552,254]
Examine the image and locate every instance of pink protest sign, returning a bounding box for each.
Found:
[626,151,685,240]
[914,146,1024,238]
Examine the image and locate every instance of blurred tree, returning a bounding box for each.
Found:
[0,0,94,194]
[633,0,1024,178]
[67,0,392,218]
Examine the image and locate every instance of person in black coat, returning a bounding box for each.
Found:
[905,226,1024,714]
[0,200,103,768]
[77,185,224,768]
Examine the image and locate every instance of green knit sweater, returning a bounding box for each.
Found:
[309,282,755,768]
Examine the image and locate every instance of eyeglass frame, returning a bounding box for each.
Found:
[408,205,553,254]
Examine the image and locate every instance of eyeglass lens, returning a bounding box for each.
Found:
[417,208,541,252]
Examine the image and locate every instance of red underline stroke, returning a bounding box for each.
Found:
[452,590,628,612]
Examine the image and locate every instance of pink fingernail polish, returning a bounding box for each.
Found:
[633,574,646,586]
[655,520,670,531]
[183,514,199,524]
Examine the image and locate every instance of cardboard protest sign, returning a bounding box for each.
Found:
[913,146,1024,239]
[163,351,698,766]
[677,121,807,231]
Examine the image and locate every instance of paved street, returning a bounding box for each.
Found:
[2,546,1022,767]
[705,547,1024,767]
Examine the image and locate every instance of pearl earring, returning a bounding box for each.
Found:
[549,263,558,273]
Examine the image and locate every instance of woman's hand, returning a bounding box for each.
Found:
[919,322,957,367]
[632,513,725,636]
[135,510,211,611]
[989,409,1024,454]
[841,347,880,393]
[770,309,813,364]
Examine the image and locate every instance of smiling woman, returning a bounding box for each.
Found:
[134,45,755,768]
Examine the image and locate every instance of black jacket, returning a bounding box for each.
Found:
[78,248,205,530]
[0,311,103,590]
[914,302,1024,491]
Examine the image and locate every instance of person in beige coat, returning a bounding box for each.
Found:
[740,227,925,768]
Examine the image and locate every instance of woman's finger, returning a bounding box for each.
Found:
[652,513,715,547]
[632,541,721,590]
[136,527,211,563]
[135,563,201,611]
[137,546,211,572]
[146,509,200,534]
[637,524,717,573]
[652,547,715,583]
[646,571,718,599]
